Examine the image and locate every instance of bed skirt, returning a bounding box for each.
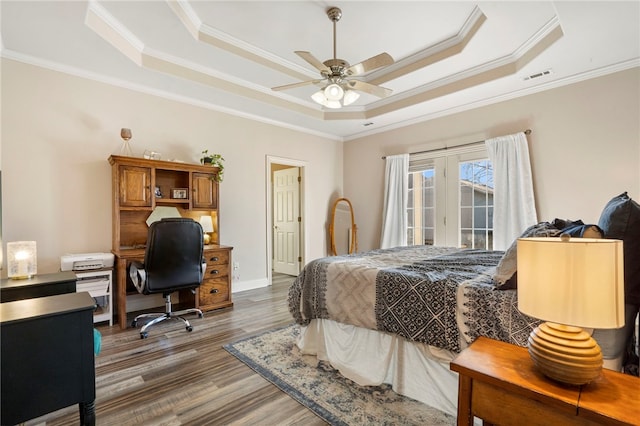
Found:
[296,318,460,417]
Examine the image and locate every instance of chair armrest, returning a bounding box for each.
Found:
[129,261,147,294]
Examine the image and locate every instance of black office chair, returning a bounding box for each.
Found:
[129,218,205,339]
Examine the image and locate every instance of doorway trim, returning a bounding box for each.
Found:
[265,155,308,286]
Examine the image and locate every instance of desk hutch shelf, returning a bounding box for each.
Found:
[109,155,233,329]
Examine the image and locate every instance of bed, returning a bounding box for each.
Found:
[287,245,543,416]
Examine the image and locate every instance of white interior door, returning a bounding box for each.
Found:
[273,167,300,275]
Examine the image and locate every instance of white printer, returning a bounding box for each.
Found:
[60,252,114,271]
[60,252,115,325]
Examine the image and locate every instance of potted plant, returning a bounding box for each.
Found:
[200,150,225,182]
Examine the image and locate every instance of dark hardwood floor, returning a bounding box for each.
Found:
[30,274,327,426]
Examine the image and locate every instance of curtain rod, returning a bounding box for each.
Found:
[381,129,532,160]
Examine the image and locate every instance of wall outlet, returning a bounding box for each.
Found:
[233,262,240,281]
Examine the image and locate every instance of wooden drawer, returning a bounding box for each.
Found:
[199,278,231,307]
[204,250,229,266]
[204,263,229,278]
[199,246,233,312]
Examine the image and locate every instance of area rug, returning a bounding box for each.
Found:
[223,324,455,426]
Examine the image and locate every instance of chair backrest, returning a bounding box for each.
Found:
[143,218,204,294]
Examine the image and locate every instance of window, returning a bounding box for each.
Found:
[407,147,494,249]
[459,159,493,249]
[408,169,435,246]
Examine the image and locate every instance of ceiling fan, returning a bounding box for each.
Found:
[272,6,394,108]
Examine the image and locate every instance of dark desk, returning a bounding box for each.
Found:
[0,292,96,425]
[1,271,77,302]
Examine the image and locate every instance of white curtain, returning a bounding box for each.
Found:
[380,154,409,249]
[485,132,537,250]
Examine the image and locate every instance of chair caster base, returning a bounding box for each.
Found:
[186,326,193,332]
[140,332,148,339]
[131,320,137,328]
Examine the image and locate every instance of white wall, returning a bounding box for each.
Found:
[1,59,343,288]
[3,59,639,285]
[345,68,640,252]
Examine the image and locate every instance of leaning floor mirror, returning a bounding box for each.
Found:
[329,197,358,256]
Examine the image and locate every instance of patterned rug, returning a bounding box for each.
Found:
[223,324,455,426]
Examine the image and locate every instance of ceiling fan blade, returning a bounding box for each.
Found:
[345,52,394,76]
[347,80,393,98]
[295,51,330,73]
[272,79,324,92]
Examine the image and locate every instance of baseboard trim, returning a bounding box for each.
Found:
[233,278,269,293]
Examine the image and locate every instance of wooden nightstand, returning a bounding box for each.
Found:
[450,336,640,426]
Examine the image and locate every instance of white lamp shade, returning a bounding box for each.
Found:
[199,215,214,233]
[517,237,624,329]
[324,83,344,101]
[312,84,358,108]
[311,90,326,105]
[7,241,37,279]
[342,90,360,106]
[200,216,213,232]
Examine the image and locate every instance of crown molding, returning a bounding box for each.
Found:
[368,5,486,84]
[344,59,640,141]
[0,50,343,142]
[168,0,314,82]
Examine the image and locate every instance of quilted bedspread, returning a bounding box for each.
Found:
[288,245,541,353]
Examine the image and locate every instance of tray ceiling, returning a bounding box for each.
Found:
[1,1,639,140]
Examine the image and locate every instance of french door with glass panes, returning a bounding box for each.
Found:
[407,150,494,249]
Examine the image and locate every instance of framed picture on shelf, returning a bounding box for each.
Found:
[171,188,188,199]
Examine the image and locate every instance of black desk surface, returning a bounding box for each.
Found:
[1,270,76,289]
[0,291,95,324]
[1,271,77,303]
[1,290,97,425]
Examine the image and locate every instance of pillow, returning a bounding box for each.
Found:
[598,192,640,305]
[493,221,562,289]
[493,219,602,290]
[561,224,604,238]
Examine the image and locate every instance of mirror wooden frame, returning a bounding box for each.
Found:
[329,197,358,256]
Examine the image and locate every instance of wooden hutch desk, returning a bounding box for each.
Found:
[450,336,640,426]
[110,155,233,329]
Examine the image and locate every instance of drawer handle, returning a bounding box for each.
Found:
[209,288,219,294]
[210,269,220,275]
[210,256,219,262]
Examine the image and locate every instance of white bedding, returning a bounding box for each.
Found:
[296,318,460,417]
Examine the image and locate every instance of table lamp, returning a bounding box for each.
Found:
[517,235,624,385]
[7,241,37,279]
[199,215,214,245]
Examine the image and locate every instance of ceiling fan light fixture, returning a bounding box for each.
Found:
[311,90,326,105]
[324,83,344,101]
[312,85,348,108]
[342,90,360,106]
[325,100,342,109]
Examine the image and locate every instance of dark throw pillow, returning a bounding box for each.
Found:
[493,219,602,290]
[493,221,562,289]
[598,192,640,305]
